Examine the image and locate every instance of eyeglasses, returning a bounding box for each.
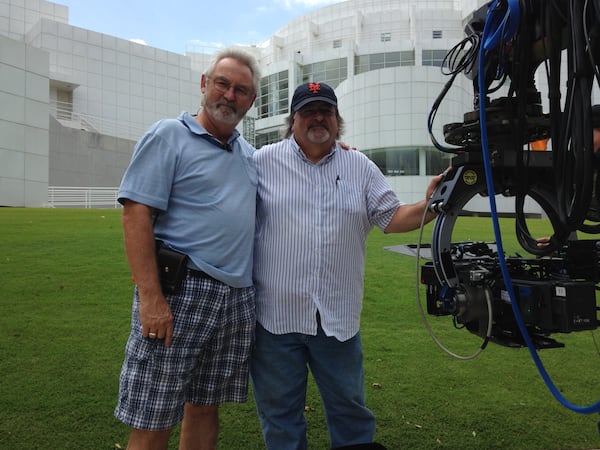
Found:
[208,77,253,99]
[297,107,336,118]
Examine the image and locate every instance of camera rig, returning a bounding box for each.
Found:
[423,0,600,354]
[423,155,600,349]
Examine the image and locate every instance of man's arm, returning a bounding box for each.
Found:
[121,200,174,346]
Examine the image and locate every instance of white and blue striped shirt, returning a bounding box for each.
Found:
[253,137,403,341]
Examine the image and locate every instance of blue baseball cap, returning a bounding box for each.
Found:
[290,82,337,113]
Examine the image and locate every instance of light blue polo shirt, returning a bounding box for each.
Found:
[118,112,257,288]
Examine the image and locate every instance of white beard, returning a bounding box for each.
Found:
[307,127,331,144]
[206,102,241,126]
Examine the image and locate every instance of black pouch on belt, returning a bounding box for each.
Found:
[155,240,189,294]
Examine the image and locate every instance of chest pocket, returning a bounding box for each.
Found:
[332,180,364,215]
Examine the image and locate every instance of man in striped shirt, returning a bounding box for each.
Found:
[250,81,444,450]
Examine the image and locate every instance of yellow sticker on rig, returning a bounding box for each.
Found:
[463,169,478,186]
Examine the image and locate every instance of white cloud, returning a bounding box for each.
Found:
[130,38,147,46]
[279,0,345,8]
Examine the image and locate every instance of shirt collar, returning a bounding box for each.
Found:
[179,112,240,150]
[290,135,337,165]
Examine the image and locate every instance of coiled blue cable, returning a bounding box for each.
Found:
[479,0,600,414]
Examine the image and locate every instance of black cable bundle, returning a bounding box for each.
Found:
[427,35,481,153]
[554,0,594,231]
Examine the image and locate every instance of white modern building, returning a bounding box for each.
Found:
[246,0,468,204]
[2,0,579,210]
[1,0,202,207]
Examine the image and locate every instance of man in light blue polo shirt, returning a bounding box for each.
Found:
[250,82,444,450]
[114,47,260,450]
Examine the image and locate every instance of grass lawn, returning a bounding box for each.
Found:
[1,207,600,449]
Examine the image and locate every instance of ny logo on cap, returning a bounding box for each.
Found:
[308,82,321,94]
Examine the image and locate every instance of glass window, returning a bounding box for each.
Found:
[242,117,255,146]
[422,49,448,67]
[257,70,289,119]
[385,52,401,64]
[354,51,415,75]
[361,146,452,176]
[313,61,326,73]
[370,53,385,71]
[425,148,453,175]
[363,147,419,176]
[255,129,282,149]
[300,58,348,88]
[400,50,415,66]
[325,60,338,71]
[354,55,369,75]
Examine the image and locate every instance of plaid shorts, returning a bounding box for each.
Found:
[114,271,255,431]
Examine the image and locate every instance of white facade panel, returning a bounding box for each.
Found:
[0,62,25,95]
[0,148,25,178]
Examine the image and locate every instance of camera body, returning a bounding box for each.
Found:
[422,241,598,348]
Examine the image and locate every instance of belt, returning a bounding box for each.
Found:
[188,268,215,280]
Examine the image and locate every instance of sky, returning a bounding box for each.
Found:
[55,0,346,55]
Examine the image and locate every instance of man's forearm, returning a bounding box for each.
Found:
[121,201,162,295]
